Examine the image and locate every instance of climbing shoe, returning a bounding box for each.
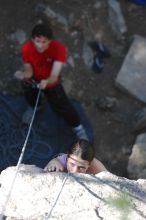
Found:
[72,124,89,141]
[92,53,104,74]
[88,41,110,58]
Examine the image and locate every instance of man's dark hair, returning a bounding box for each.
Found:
[31,23,54,39]
[68,139,95,162]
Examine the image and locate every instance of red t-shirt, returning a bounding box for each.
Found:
[21,39,66,88]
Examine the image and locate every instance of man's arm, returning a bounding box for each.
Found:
[14,63,33,80]
[39,61,64,89]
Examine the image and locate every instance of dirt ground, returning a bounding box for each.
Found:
[0,0,146,177]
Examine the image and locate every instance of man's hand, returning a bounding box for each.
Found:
[39,79,49,90]
[14,70,25,80]
[14,64,33,80]
[39,61,64,90]
[44,159,64,172]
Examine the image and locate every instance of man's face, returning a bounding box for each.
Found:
[67,154,90,173]
[33,36,50,53]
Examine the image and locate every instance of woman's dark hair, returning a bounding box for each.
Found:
[68,139,95,162]
[31,23,54,39]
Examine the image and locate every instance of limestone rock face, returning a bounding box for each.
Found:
[128,133,146,179]
[0,164,146,220]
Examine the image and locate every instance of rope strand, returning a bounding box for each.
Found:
[44,173,69,220]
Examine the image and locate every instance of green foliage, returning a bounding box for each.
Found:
[106,190,132,220]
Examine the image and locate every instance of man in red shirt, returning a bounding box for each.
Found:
[14,23,88,141]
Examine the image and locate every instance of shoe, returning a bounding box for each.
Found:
[88,41,110,58]
[95,42,111,58]
[92,53,104,74]
[22,107,34,124]
[72,124,89,141]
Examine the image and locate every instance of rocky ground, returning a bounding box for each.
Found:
[0,0,146,177]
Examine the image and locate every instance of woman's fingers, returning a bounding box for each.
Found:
[44,162,64,172]
[44,165,56,172]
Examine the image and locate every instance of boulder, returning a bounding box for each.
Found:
[128,133,146,179]
[0,164,146,220]
[116,35,146,103]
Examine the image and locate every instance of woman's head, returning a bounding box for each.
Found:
[67,139,95,173]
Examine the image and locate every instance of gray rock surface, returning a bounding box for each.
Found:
[82,43,93,68]
[0,164,146,220]
[10,29,26,45]
[35,3,68,28]
[128,133,146,179]
[133,107,146,131]
[107,0,127,39]
[116,35,146,103]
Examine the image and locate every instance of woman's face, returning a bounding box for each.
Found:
[33,36,50,53]
[67,154,90,173]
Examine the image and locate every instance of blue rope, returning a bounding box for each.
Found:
[0,98,54,170]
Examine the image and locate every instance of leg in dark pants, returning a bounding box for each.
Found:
[22,82,88,140]
[43,84,80,127]
[21,81,41,124]
[21,81,40,107]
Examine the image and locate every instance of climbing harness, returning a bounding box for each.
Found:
[0,82,41,220]
[22,79,40,89]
